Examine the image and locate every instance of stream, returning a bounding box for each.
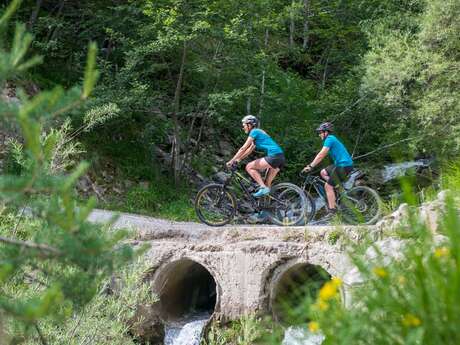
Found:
[164,312,211,345]
[282,326,325,345]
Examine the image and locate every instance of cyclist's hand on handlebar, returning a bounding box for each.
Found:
[226,160,239,170]
[302,164,313,173]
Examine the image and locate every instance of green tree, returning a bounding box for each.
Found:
[0,1,138,343]
[361,0,460,156]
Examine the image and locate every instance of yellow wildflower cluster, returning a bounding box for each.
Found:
[313,277,342,311]
[373,266,388,278]
[308,321,320,333]
[402,313,421,327]
[434,246,449,258]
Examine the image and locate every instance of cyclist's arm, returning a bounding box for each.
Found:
[229,137,254,163]
[238,142,256,161]
[309,146,329,168]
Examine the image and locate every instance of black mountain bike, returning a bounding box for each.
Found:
[300,169,382,225]
[195,164,308,226]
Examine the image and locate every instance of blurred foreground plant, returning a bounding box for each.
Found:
[0,1,141,343]
[305,193,460,345]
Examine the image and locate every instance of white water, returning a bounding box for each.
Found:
[382,160,431,182]
[282,326,325,345]
[164,313,210,345]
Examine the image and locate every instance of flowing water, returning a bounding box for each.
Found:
[382,159,432,182]
[282,326,325,345]
[164,313,210,345]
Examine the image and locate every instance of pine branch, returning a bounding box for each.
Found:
[0,236,62,256]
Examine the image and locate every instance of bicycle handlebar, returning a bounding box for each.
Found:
[225,161,239,172]
[299,168,322,177]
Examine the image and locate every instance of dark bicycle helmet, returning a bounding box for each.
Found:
[316,121,334,133]
[241,115,259,128]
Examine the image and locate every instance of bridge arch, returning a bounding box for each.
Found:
[151,257,220,322]
[263,258,341,323]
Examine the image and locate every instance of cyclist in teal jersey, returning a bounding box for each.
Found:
[302,122,353,215]
[226,115,285,198]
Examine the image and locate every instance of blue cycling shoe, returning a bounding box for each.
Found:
[247,211,269,224]
[252,187,270,198]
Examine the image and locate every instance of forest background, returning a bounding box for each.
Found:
[2,0,459,219]
[0,0,459,344]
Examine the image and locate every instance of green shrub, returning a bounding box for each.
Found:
[277,192,460,345]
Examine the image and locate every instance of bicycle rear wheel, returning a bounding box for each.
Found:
[267,183,308,226]
[195,184,237,226]
[339,186,382,225]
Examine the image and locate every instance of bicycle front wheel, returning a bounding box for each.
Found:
[195,184,237,226]
[267,183,308,226]
[339,186,382,225]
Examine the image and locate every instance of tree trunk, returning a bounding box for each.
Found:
[171,40,187,185]
[321,51,330,90]
[289,0,295,49]
[50,0,66,42]
[258,29,269,118]
[28,0,43,30]
[302,0,310,50]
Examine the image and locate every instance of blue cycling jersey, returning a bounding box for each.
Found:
[323,135,353,167]
[249,129,283,157]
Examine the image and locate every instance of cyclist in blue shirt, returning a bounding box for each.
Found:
[226,115,285,198]
[302,122,353,215]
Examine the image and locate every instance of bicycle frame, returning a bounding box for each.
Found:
[301,174,349,210]
[223,169,263,212]
[223,167,285,214]
[301,175,327,205]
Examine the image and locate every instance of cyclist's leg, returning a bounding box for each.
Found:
[323,165,339,210]
[265,167,280,188]
[264,154,285,187]
[246,158,272,187]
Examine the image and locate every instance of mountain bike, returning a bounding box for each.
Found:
[300,169,382,225]
[195,163,308,226]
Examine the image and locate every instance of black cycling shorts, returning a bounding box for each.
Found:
[325,165,353,187]
[265,153,286,169]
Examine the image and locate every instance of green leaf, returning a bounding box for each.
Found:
[0,0,22,28]
[82,42,99,99]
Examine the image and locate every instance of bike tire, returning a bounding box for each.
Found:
[339,186,382,225]
[303,191,316,224]
[195,184,237,226]
[267,183,308,226]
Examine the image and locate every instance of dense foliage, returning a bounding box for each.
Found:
[0,0,458,343]
[5,0,458,190]
[0,1,144,342]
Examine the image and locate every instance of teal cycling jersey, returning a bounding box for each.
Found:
[249,129,283,157]
[323,134,353,167]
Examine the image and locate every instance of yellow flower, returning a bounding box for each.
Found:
[373,267,388,278]
[402,313,421,327]
[308,321,320,333]
[331,277,343,287]
[434,246,449,258]
[319,281,338,301]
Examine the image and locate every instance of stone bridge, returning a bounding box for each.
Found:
[90,210,374,323]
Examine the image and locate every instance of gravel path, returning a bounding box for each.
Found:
[88,209,371,243]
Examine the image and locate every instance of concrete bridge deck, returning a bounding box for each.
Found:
[89,209,374,321]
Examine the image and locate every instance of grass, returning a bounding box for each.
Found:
[101,179,197,221]
[204,315,262,345]
[82,124,198,221]
[257,190,460,345]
